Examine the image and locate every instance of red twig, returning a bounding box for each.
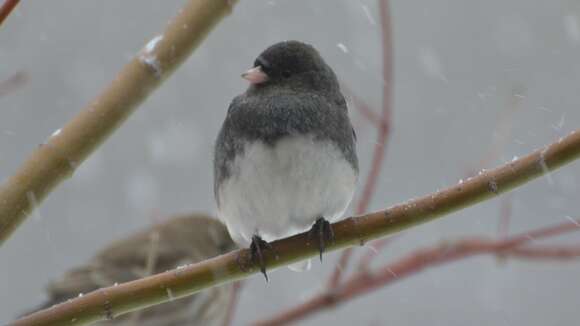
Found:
[342,83,382,128]
[355,0,393,219]
[256,219,580,326]
[327,244,354,288]
[0,0,20,27]
[222,281,243,326]
[507,245,580,259]
[328,0,394,289]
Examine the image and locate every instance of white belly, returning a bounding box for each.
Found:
[217,135,357,247]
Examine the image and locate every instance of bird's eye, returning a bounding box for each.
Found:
[281,70,292,78]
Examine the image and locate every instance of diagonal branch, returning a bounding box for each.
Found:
[255,219,580,326]
[14,128,580,326]
[0,0,237,245]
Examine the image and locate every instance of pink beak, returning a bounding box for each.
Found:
[241,66,268,84]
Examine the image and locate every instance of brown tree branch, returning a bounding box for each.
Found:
[329,0,394,288]
[0,0,237,245]
[255,219,580,326]
[0,0,19,27]
[14,129,580,326]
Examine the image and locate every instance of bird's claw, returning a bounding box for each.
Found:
[309,217,334,261]
[250,235,273,281]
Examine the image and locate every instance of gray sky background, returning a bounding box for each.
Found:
[1,1,579,325]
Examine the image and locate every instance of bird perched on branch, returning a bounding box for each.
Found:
[214,41,358,279]
[22,214,236,326]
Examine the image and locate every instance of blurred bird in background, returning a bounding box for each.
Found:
[22,213,237,326]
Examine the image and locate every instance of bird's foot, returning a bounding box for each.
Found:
[308,217,335,262]
[250,235,273,282]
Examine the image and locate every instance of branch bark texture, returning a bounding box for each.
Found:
[0,0,237,245]
[14,129,580,325]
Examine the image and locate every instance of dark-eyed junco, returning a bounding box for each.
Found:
[214,41,358,278]
[22,214,236,326]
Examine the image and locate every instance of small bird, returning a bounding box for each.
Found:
[214,41,358,278]
[22,214,236,326]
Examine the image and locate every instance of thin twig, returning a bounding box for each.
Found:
[14,128,580,326]
[507,245,580,259]
[0,0,238,245]
[329,0,394,289]
[255,219,580,326]
[355,0,393,224]
[341,83,382,128]
[356,236,396,270]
